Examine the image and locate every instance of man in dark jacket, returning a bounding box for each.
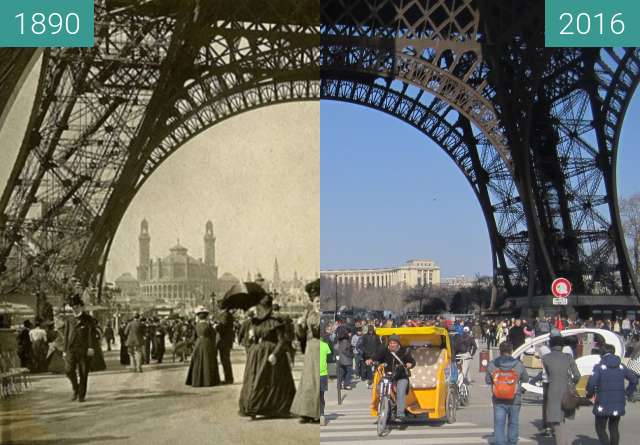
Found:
[507,319,526,350]
[486,341,529,445]
[334,326,354,389]
[104,323,115,351]
[366,335,416,422]
[586,343,638,445]
[63,295,97,402]
[359,325,382,388]
[214,305,235,384]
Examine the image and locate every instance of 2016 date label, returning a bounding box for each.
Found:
[546,0,639,47]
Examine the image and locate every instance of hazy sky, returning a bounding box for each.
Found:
[0,57,320,283]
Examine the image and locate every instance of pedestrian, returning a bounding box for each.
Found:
[486,341,529,445]
[214,303,235,384]
[351,326,363,379]
[291,279,321,423]
[63,295,98,402]
[118,321,130,366]
[104,322,115,351]
[152,318,166,364]
[16,320,33,370]
[366,334,415,422]
[334,325,354,390]
[586,343,638,445]
[125,313,145,372]
[542,335,580,445]
[186,306,220,387]
[238,293,296,418]
[29,319,48,373]
[319,335,331,426]
[46,315,66,374]
[360,325,381,386]
[142,318,152,365]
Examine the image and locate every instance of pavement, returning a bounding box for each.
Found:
[321,347,640,444]
[1,346,317,445]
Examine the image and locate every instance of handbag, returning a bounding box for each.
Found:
[561,362,587,410]
[561,380,581,410]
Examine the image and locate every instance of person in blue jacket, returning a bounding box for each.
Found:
[586,343,638,445]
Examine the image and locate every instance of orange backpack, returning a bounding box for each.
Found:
[491,369,520,400]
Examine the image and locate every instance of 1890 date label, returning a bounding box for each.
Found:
[0,0,93,47]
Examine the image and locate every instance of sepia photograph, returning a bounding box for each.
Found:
[0,1,319,444]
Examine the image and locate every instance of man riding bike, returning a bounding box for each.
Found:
[366,335,416,422]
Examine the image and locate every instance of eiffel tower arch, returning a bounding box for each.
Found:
[0,0,639,305]
[0,0,320,295]
[319,0,640,301]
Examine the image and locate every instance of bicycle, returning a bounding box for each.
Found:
[455,354,472,407]
[376,366,397,437]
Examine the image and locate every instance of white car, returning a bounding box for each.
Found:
[512,328,625,395]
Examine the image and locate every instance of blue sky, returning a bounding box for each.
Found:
[320,96,640,278]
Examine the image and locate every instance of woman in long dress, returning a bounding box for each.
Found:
[291,279,321,423]
[239,295,296,418]
[119,321,130,366]
[186,307,221,387]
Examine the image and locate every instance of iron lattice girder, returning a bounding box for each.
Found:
[320,76,525,289]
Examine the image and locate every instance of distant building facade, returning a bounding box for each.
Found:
[136,220,218,309]
[321,259,441,289]
[441,275,475,288]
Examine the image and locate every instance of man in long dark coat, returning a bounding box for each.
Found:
[214,304,235,384]
[63,295,97,402]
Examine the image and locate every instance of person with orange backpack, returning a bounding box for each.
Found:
[486,341,529,445]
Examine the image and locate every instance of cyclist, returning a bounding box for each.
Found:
[456,327,478,383]
[366,335,416,422]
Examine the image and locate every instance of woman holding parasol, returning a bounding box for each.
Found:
[223,282,296,419]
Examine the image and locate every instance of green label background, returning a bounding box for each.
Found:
[545,0,640,47]
[0,0,93,48]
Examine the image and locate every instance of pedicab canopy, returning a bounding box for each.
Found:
[375,326,452,352]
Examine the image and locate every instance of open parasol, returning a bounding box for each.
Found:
[219,282,267,311]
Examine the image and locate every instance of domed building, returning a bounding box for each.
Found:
[137,220,218,309]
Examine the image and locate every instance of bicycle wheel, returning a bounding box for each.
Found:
[377,396,391,436]
[459,382,469,406]
[445,386,457,424]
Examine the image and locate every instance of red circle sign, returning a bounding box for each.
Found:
[551,278,572,298]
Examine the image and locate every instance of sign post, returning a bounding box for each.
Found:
[551,278,572,305]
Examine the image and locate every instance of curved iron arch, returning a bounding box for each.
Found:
[320,76,526,290]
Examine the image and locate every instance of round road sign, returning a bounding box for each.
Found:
[551,277,572,298]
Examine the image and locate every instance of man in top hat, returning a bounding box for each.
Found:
[63,294,97,402]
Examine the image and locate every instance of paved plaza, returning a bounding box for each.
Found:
[1,347,317,445]
[321,352,640,444]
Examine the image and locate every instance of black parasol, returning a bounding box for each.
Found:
[219,282,267,311]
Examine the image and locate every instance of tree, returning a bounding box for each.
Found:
[450,291,469,313]
[620,193,640,276]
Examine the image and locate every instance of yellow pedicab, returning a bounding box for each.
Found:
[371,326,458,436]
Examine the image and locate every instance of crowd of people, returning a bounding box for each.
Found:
[12,279,323,426]
[320,312,640,444]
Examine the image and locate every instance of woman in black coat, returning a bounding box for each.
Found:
[186,308,220,387]
[586,344,638,445]
[239,296,295,418]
